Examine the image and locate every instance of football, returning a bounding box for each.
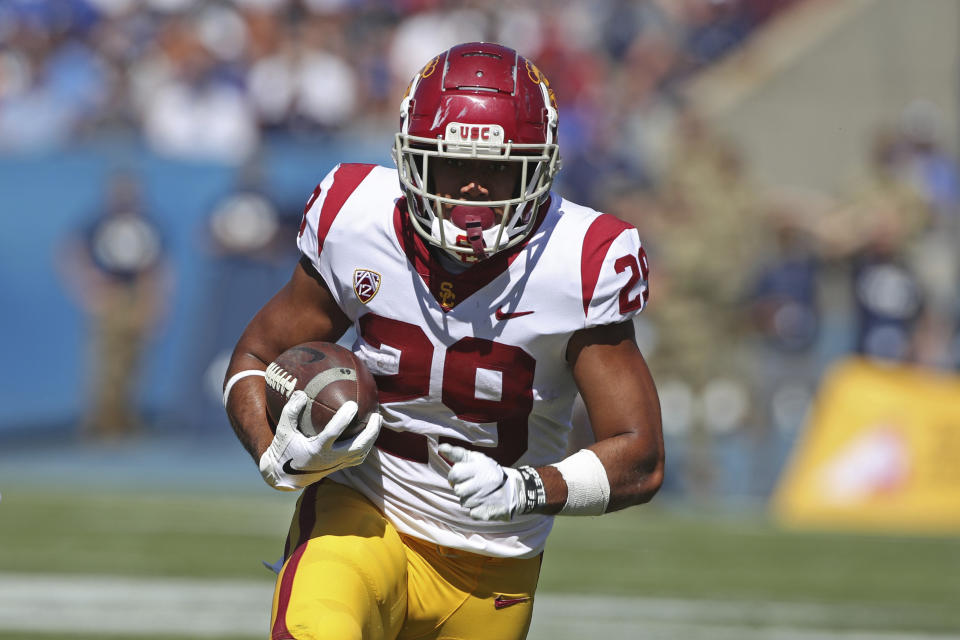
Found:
[264,341,378,441]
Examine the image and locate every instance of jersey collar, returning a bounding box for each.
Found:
[392,197,551,312]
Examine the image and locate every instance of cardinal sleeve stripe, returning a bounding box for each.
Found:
[580,213,636,317]
[299,184,323,238]
[316,163,377,256]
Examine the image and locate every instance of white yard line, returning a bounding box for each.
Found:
[0,574,955,639]
[531,594,959,640]
[0,574,272,637]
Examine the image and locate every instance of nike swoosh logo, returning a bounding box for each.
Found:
[495,308,534,321]
[494,595,531,610]
[282,460,339,476]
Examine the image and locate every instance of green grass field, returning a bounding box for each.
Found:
[0,486,958,639]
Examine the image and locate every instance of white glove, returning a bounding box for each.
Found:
[259,390,382,491]
[439,443,528,521]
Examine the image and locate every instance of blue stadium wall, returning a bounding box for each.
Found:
[0,138,389,438]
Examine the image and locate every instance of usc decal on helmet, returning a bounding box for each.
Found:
[524,60,558,111]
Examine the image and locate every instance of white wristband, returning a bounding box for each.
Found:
[550,449,611,516]
[222,369,266,407]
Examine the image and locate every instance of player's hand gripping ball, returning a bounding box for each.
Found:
[265,342,378,441]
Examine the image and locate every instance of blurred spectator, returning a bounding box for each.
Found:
[137,13,259,162]
[181,152,299,432]
[248,12,358,133]
[0,34,79,149]
[677,0,753,75]
[58,171,171,439]
[850,242,924,362]
[641,109,763,496]
[387,3,486,96]
[750,200,821,355]
[743,195,825,497]
[810,127,932,365]
[899,100,960,227]
[612,31,683,186]
[897,101,960,369]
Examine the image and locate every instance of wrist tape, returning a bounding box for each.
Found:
[223,369,266,408]
[551,449,611,515]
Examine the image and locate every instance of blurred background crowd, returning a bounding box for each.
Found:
[0,0,795,159]
[2,0,959,504]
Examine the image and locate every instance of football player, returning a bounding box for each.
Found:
[223,42,664,640]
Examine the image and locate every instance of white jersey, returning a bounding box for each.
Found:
[297,163,649,558]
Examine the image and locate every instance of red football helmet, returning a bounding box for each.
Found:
[392,42,561,261]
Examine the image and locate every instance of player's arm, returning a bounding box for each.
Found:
[440,320,662,520]
[547,320,663,512]
[224,257,350,461]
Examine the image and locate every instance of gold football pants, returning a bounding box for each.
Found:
[270,480,541,640]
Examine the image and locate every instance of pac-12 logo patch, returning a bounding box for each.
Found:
[353,269,381,304]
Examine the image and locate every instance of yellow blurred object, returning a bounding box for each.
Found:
[772,358,960,534]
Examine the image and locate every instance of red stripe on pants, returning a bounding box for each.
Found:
[284,482,319,560]
[271,542,308,640]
